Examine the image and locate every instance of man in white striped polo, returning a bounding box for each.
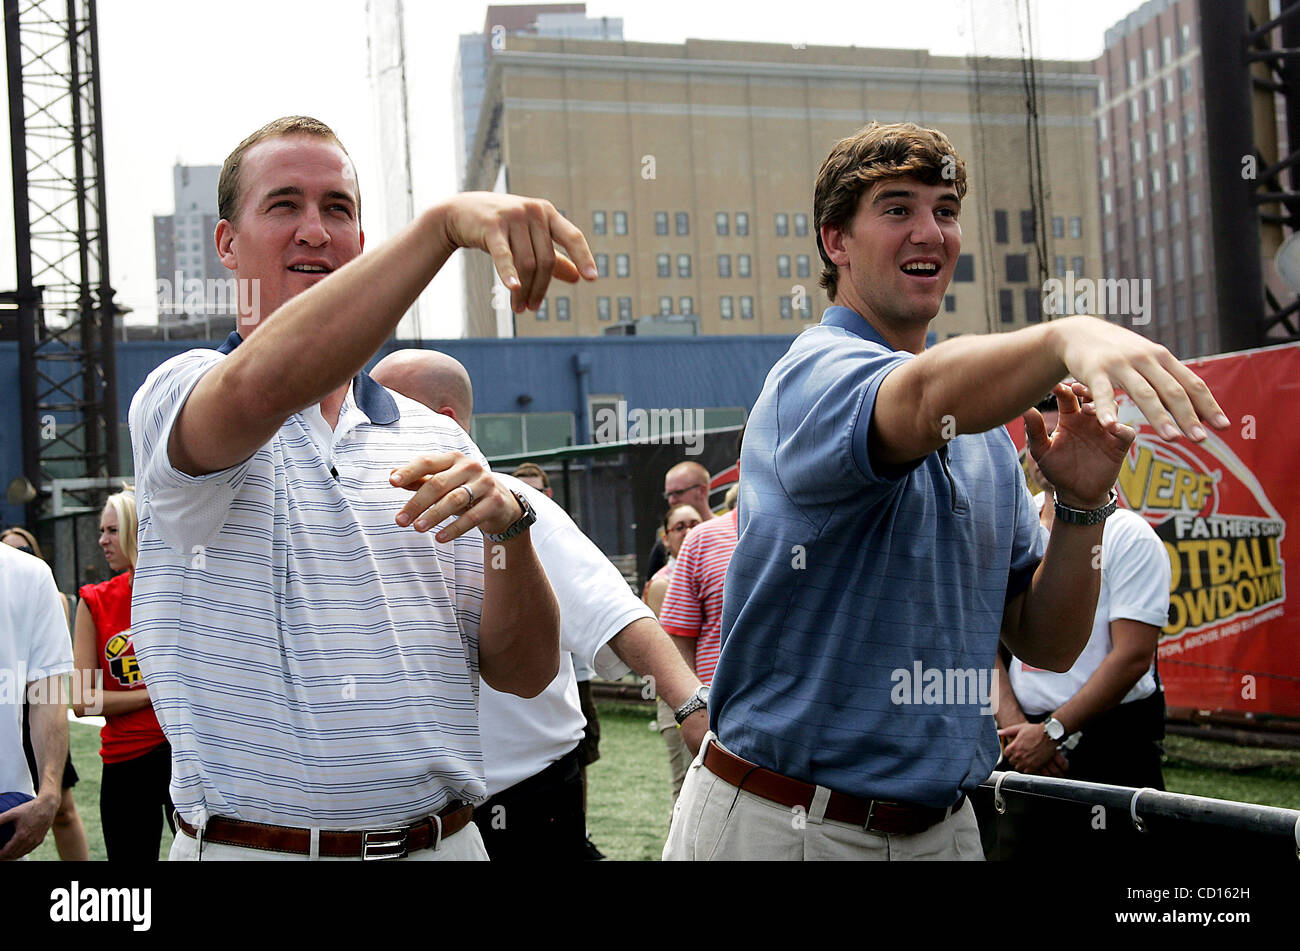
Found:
[129,116,597,860]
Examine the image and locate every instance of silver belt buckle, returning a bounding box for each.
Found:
[362,827,409,861]
[864,799,878,832]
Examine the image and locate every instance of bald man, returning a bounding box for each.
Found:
[644,461,714,593]
[371,349,709,860]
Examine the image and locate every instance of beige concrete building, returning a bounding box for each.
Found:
[462,36,1102,339]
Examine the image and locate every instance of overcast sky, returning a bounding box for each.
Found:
[0,0,1151,339]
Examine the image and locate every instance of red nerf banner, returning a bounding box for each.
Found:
[1008,342,1298,720]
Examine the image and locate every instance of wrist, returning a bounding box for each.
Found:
[1054,489,1112,510]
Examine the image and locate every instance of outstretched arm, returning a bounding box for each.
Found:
[170,194,596,476]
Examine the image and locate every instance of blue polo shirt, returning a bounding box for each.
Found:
[711,306,1044,807]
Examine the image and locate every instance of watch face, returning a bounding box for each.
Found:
[1045,719,1064,740]
[699,686,710,703]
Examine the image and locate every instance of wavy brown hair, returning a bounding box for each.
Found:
[218,116,357,224]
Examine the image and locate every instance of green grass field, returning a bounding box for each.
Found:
[29,704,1300,861]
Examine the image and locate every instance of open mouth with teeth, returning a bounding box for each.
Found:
[900,262,939,276]
[289,264,332,274]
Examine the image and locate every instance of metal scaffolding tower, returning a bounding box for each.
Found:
[4,0,119,526]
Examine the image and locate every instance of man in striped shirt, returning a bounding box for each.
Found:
[129,116,596,861]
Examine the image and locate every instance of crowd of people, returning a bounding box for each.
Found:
[1,115,1228,862]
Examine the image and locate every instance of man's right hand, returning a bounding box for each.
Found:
[438,192,598,314]
[0,793,57,861]
[1049,315,1228,441]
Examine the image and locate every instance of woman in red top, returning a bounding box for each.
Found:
[71,487,173,860]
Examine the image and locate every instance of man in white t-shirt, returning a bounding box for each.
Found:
[993,394,1171,792]
[129,116,595,860]
[371,349,709,860]
[0,543,74,860]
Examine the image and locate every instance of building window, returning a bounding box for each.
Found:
[796,254,810,278]
[718,254,732,278]
[1054,255,1066,278]
[593,211,607,235]
[716,212,729,236]
[597,297,611,321]
[720,296,734,320]
[738,254,751,278]
[613,211,628,235]
[953,254,975,282]
[1020,210,1036,244]
[595,253,609,278]
[1135,176,1145,201]
[1164,76,1174,103]
[1180,65,1192,93]
[740,296,754,320]
[1098,115,1108,141]
[779,295,793,319]
[677,254,691,278]
[1173,239,1185,281]
[1052,215,1065,237]
[1153,207,1164,231]
[994,209,1008,244]
[1174,294,1186,321]
[1129,99,1139,123]
[736,212,749,236]
[618,296,632,321]
[659,296,672,316]
[1171,198,1183,224]
[556,297,570,321]
[800,295,812,319]
[1071,256,1084,276]
[616,253,630,278]
[1162,36,1172,64]
[1155,247,1167,286]
[1181,23,1191,53]
[999,288,1015,324]
[774,213,789,236]
[1194,290,1206,316]
[794,213,808,236]
[1006,254,1029,283]
[1188,192,1199,217]
[1103,192,1113,215]
[1144,47,1155,75]
[1069,216,1082,239]
[1132,140,1143,163]
[680,296,693,315]
[1146,87,1157,113]
[1099,158,1110,181]
[944,294,957,313]
[1104,229,1115,252]
[1127,58,1138,86]
[1025,287,1042,324]
[657,254,670,278]
[1184,111,1196,137]
[1166,119,1177,145]
[536,299,549,320]
[1186,151,1198,177]
[777,254,791,278]
[655,211,668,236]
[675,212,689,236]
[1191,233,1204,276]
[1148,129,1159,154]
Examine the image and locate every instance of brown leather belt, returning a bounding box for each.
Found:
[703,739,964,835]
[176,800,474,860]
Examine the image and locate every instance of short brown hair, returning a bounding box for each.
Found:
[814,122,967,300]
[513,462,550,490]
[218,116,358,224]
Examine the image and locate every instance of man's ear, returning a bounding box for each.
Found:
[215,218,238,271]
[820,223,850,268]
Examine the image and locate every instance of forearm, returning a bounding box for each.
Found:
[477,534,560,698]
[1052,650,1153,735]
[669,634,697,674]
[1005,521,1105,672]
[79,687,152,718]
[28,679,69,803]
[608,617,702,709]
[992,655,1027,729]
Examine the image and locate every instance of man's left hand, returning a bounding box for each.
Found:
[0,794,57,861]
[679,709,707,757]
[390,453,522,541]
[1025,381,1135,510]
[998,721,1068,776]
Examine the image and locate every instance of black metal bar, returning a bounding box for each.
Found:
[1246,0,1300,40]
[1251,189,1300,201]
[1246,47,1300,60]
[87,0,117,476]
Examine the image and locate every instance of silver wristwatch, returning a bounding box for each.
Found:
[674,685,710,724]
[1053,488,1118,526]
[1042,716,1067,742]
[484,490,537,543]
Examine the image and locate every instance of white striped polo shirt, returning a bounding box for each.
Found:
[129,343,487,829]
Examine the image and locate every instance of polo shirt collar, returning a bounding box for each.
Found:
[216,331,400,425]
[820,305,897,351]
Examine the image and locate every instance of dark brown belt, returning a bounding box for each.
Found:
[702,739,964,836]
[176,800,474,860]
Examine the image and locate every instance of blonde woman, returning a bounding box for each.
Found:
[70,487,173,860]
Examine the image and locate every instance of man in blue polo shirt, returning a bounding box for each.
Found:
[663,121,1227,861]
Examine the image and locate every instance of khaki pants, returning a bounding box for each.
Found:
[169,817,490,861]
[656,698,693,809]
[663,734,984,861]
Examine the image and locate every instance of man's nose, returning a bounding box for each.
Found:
[910,212,944,245]
[296,206,331,246]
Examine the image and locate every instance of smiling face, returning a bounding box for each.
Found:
[663,505,703,558]
[99,506,129,573]
[821,176,961,347]
[216,134,363,332]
